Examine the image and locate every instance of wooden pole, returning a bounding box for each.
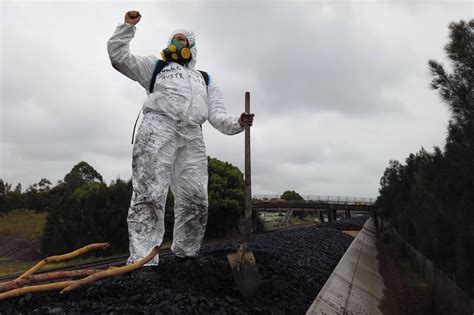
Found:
[244,92,252,243]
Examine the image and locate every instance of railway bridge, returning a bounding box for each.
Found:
[252,195,376,222]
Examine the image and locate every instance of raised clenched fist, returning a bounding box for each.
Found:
[124,10,141,25]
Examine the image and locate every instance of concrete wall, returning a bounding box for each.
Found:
[307,218,390,314]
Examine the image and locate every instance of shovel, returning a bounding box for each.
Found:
[227,91,261,300]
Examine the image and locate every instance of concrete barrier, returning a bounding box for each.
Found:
[307,218,390,314]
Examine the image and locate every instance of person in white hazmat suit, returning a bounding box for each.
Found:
[107,10,254,266]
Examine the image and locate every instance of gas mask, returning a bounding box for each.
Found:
[161,38,194,65]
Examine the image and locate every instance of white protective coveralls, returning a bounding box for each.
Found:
[107,23,244,265]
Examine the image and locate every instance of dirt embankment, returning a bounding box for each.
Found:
[0,237,42,262]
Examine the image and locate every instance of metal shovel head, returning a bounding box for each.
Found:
[227,248,261,300]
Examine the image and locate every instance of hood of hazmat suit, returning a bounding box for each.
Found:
[107,23,244,266]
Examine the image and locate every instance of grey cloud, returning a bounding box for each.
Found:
[183,3,413,117]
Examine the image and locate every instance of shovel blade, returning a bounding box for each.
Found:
[227,249,261,300]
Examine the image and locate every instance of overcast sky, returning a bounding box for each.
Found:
[1,0,472,198]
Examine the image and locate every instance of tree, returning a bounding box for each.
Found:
[14,183,22,193]
[280,190,304,201]
[64,161,103,191]
[429,20,474,126]
[24,178,53,212]
[42,162,113,255]
[0,181,26,212]
[429,20,474,172]
[0,180,8,212]
[281,190,304,218]
[206,157,244,237]
[37,178,52,192]
[0,180,11,196]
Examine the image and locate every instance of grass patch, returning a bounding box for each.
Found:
[399,260,430,290]
[290,215,316,225]
[0,209,48,241]
[290,217,305,225]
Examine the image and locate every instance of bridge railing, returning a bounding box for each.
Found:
[252,195,376,205]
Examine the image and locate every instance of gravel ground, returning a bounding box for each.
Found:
[1,217,368,314]
[323,215,369,231]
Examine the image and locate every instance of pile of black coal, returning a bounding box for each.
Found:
[1,217,368,314]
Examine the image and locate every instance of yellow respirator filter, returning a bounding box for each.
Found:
[181,47,191,59]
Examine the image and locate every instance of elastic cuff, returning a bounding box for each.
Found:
[236,118,245,132]
[121,22,136,30]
